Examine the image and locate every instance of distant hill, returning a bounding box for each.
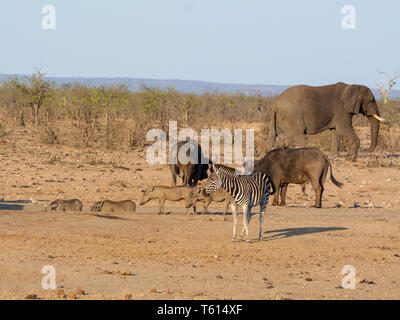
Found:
[1,74,399,99]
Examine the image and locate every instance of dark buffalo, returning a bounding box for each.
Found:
[253,147,343,208]
[169,140,210,187]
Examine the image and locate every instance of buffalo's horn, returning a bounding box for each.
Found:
[373,114,385,121]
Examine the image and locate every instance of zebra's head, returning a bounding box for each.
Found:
[205,164,223,194]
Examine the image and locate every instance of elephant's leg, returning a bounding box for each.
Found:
[337,125,360,161]
[279,184,288,206]
[331,130,341,157]
[349,129,360,161]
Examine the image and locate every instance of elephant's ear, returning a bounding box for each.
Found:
[342,85,362,114]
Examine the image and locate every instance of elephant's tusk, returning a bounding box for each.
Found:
[372,114,385,122]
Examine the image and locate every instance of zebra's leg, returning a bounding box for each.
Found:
[231,203,238,242]
[259,200,268,241]
[258,211,264,241]
[240,205,251,242]
[246,207,252,242]
[239,205,246,240]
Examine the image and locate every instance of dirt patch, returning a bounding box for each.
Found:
[0,126,400,299]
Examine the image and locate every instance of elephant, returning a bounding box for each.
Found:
[270,82,385,161]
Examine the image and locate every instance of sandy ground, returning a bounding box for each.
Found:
[0,125,400,300]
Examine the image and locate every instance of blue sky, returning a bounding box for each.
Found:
[0,0,398,88]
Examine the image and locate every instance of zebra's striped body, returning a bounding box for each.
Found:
[214,164,239,176]
[205,166,273,242]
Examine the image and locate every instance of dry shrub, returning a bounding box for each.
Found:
[358,150,398,169]
[128,118,154,149]
[306,131,331,152]
[377,121,400,152]
[17,110,26,127]
[86,156,105,166]
[72,110,101,147]
[254,125,272,157]
[101,118,124,150]
[0,120,8,143]
[46,154,63,164]
[39,125,60,145]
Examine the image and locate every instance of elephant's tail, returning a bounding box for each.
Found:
[272,108,278,141]
[328,159,343,188]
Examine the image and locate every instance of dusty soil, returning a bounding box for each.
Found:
[0,125,400,300]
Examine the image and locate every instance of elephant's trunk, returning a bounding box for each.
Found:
[368,116,380,151]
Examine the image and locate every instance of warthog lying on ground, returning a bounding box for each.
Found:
[187,188,234,215]
[139,186,195,215]
[253,147,343,208]
[49,199,83,211]
[90,200,136,212]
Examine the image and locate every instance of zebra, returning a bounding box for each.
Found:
[205,164,274,242]
[213,164,238,176]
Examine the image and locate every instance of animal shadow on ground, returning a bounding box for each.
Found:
[93,214,127,220]
[201,211,233,216]
[2,200,32,204]
[262,227,347,242]
[0,202,24,211]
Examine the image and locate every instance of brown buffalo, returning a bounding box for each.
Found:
[169,140,210,187]
[253,147,343,208]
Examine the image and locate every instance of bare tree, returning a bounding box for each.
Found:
[376,69,400,103]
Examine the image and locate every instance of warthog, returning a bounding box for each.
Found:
[49,199,83,211]
[253,147,343,208]
[90,200,136,212]
[139,186,195,215]
[187,188,234,215]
